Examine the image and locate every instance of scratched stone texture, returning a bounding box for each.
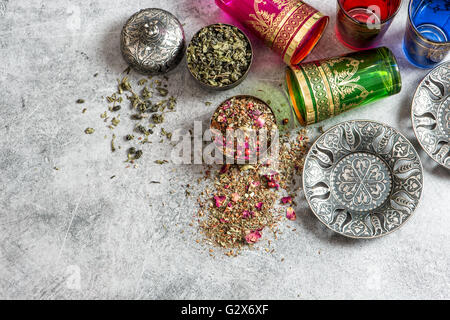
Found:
[0,0,449,300]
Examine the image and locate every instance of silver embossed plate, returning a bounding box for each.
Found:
[303,120,423,239]
[411,62,450,169]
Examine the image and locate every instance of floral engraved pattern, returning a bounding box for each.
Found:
[412,62,450,168]
[303,120,423,239]
[332,153,391,212]
[248,0,294,41]
[321,57,372,112]
[120,9,185,75]
[246,0,317,60]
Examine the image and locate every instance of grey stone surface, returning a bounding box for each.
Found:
[0,0,449,300]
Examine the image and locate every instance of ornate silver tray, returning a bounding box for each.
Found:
[411,62,450,169]
[303,120,423,239]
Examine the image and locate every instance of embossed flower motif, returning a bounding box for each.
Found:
[349,219,368,235]
[404,177,421,194]
[324,133,339,150]
[336,157,388,209]
[392,138,410,158]
[316,204,333,224]
[306,162,323,185]
[413,91,430,114]
[361,123,377,137]
[385,210,401,229]
[420,132,436,149]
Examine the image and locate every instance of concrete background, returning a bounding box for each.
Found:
[0,0,449,299]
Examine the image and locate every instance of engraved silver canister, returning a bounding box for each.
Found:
[120,8,185,75]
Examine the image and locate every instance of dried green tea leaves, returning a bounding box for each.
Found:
[187,24,252,88]
[88,73,176,165]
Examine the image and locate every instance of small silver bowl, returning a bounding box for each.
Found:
[187,24,253,91]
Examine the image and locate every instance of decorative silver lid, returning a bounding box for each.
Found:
[120,8,185,75]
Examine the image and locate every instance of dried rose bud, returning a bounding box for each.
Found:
[281,196,292,204]
[255,117,265,128]
[245,230,261,244]
[217,114,226,123]
[250,181,260,188]
[231,193,240,202]
[255,202,263,210]
[267,180,279,189]
[214,195,226,207]
[286,207,296,221]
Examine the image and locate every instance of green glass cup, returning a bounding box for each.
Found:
[286,47,401,125]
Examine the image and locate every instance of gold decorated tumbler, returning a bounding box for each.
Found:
[215,0,329,65]
[285,47,402,125]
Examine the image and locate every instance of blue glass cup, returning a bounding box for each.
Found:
[403,0,450,69]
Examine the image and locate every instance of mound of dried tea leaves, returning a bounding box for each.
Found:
[196,130,309,255]
[187,24,252,88]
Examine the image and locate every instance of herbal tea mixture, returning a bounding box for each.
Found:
[83,70,176,165]
[187,24,252,88]
[210,96,277,160]
[197,130,309,255]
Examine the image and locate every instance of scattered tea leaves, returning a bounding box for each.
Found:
[156,87,168,97]
[111,117,120,126]
[111,134,116,152]
[152,114,164,124]
[91,72,177,164]
[134,150,143,159]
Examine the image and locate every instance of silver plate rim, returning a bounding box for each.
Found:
[411,61,450,169]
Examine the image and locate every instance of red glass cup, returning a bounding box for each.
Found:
[336,0,402,50]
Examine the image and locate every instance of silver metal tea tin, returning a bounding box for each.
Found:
[120,8,185,75]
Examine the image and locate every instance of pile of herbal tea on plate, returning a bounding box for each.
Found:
[196,130,309,256]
